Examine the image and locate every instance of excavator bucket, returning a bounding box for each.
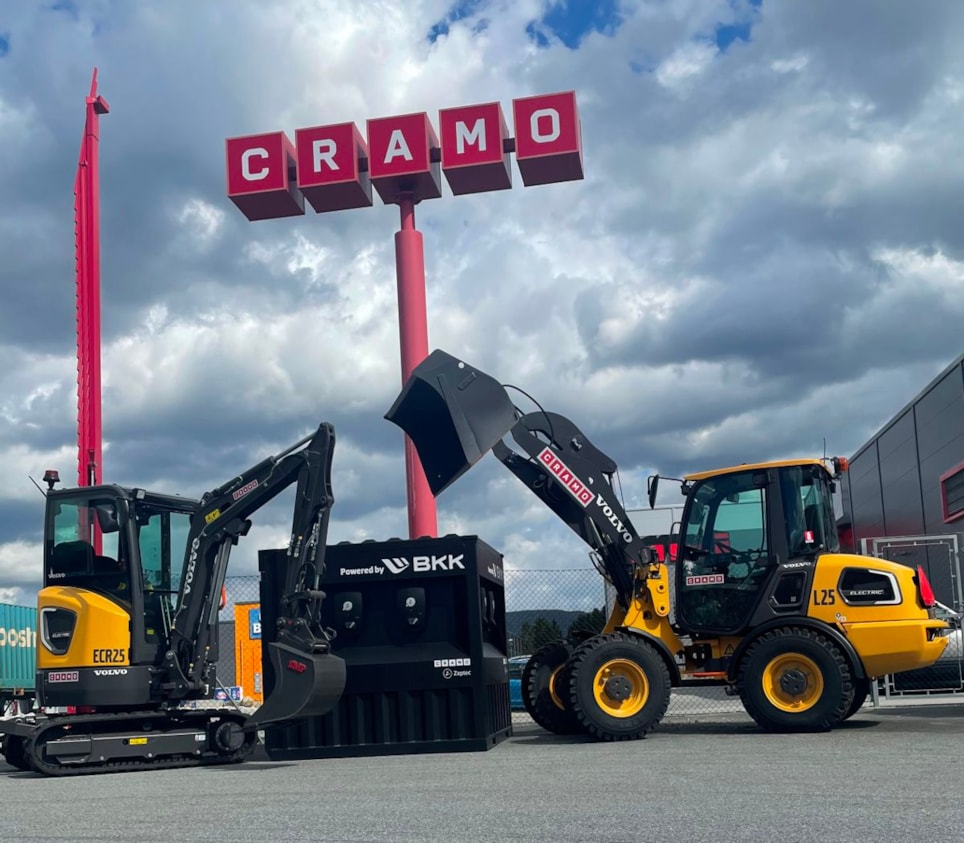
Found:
[385,349,519,495]
[244,642,346,731]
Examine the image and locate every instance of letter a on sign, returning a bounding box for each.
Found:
[367,112,442,204]
[512,91,583,187]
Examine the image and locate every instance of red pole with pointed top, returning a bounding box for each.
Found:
[74,68,109,498]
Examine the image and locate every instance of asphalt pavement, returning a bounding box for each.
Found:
[2,705,963,843]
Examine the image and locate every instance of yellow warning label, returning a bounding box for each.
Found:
[204,509,221,524]
[129,737,148,745]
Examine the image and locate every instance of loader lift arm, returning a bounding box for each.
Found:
[162,422,345,726]
[386,350,654,609]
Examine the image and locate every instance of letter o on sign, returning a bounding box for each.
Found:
[512,91,583,186]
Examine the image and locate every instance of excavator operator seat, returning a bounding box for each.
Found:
[50,540,95,576]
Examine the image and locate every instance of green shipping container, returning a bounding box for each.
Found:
[0,603,36,699]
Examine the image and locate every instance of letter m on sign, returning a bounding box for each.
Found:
[439,102,512,195]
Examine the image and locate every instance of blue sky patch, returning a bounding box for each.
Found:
[716,0,762,52]
[0,34,9,58]
[528,0,623,49]
[49,0,80,19]
[427,0,486,43]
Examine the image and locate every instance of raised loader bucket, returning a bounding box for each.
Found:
[244,642,346,731]
[385,349,519,495]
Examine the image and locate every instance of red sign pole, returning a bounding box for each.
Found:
[74,68,109,493]
[225,92,583,541]
[394,195,437,539]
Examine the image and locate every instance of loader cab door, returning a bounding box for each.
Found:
[676,469,776,634]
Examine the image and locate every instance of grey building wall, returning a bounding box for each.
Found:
[841,354,964,546]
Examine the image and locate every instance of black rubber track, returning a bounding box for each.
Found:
[22,709,258,777]
[737,626,855,733]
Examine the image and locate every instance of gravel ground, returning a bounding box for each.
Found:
[2,704,963,843]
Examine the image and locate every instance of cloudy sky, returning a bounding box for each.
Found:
[1,0,962,607]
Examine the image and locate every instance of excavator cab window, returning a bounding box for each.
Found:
[46,496,129,602]
[677,469,774,633]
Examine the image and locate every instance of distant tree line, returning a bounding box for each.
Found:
[510,607,606,656]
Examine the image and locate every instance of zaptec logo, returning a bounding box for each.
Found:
[381,557,411,575]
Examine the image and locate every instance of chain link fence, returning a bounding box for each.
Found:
[218,569,742,719]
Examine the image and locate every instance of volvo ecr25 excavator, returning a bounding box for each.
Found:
[0,422,346,775]
[387,350,951,740]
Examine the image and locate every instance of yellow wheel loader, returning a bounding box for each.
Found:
[386,350,950,740]
[0,423,346,774]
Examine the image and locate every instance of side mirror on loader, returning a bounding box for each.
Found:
[647,474,660,509]
[385,349,519,496]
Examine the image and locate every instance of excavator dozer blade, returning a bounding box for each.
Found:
[385,349,518,495]
[243,642,346,731]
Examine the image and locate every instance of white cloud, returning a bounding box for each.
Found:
[1,0,963,608]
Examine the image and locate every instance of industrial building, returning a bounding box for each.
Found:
[839,352,964,611]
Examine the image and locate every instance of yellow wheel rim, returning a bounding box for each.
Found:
[592,658,649,718]
[762,653,824,712]
[548,666,567,710]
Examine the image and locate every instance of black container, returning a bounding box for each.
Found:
[258,534,512,759]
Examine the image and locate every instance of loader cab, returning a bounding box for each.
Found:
[675,461,839,635]
[44,486,197,662]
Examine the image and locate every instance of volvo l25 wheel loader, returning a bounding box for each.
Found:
[0,423,346,775]
[386,350,951,740]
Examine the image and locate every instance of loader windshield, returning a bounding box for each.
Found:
[778,465,839,556]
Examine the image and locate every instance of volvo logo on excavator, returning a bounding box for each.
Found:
[183,537,200,595]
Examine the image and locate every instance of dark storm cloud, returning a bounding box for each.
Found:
[1,0,963,592]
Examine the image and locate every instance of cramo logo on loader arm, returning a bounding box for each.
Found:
[537,447,633,543]
[339,555,466,576]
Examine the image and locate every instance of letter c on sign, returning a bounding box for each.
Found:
[530,108,561,144]
[241,147,270,181]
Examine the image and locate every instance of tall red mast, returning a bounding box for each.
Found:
[74,68,109,489]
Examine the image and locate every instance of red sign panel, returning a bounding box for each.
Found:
[512,91,583,187]
[225,91,584,219]
[439,101,511,195]
[367,112,441,204]
[225,132,304,220]
[295,122,372,213]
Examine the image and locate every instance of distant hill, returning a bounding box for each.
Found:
[506,609,584,639]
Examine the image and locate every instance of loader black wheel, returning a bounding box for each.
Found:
[567,633,670,741]
[738,627,854,733]
[2,735,29,771]
[842,676,871,721]
[522,640,581,735]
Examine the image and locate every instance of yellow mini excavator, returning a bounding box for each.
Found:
[0,423,346,774]
[386,350,951,739]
